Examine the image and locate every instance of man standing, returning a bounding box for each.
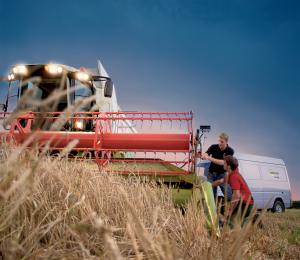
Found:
[202,132,234,199]
[212,155,254,223]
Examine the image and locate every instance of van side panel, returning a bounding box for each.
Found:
[236,154,292,210]
[260,164,292,209]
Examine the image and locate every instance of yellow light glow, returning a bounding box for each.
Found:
[12,65,27,75]
[75,71,90,81]
[45,64,63,74]
[8,74,15,81]
[74,120,84,130]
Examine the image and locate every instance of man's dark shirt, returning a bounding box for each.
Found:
[206,144,234,174]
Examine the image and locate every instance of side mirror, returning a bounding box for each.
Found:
[104,80,113,98]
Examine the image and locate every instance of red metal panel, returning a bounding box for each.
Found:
[34,132,95,149]
[100,133,190,151]
[23,132,190,151]
[3,131,190,151]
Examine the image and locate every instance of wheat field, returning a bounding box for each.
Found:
[0,143,298,260]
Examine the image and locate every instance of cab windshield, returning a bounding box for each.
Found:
[20,77,94,112]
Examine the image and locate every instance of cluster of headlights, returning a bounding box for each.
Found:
[12,64,28,75]
[8,64,91,82]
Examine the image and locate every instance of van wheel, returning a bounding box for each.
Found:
[272,200,285,213]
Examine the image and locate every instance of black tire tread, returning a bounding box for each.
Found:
[271,199,285,213]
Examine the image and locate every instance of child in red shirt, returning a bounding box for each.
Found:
[212,155,254,223]
[228,168,253,206]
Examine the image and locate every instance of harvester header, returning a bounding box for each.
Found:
[0,62,197,176]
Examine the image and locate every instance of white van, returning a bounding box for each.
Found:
[198,153,292,212]
[235,153,292,212]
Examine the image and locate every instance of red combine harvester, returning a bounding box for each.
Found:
[0,62,219,234]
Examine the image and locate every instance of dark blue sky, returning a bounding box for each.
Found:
[1,0,299,198]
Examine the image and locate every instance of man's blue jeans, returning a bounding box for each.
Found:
[197,160,232,201]
[206,172,232,201]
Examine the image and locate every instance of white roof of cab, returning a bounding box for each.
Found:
[235,153,285,166]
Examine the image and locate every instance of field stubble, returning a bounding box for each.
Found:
[0,144,299,259]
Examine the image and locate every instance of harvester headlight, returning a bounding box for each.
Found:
[75,71,90,82]
[12,65,28,75]
[7,73,15,81]
[74,120,84,130]
[45,64,63,75]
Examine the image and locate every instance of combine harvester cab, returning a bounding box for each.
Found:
[0,61,219,235]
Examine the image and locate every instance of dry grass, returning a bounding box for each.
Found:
[0,144,298,259]
[251,209,300,259]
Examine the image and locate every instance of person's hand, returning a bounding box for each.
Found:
[201,153,210,160]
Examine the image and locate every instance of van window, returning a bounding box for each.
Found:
[240,162,261,180]
[260,165,287,181]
